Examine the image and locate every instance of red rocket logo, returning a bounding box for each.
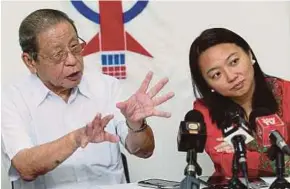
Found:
[71,1,152,79]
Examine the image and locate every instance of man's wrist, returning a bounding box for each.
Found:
[69,130,80,149]
[70,128,86,149]
[126,119,148,133]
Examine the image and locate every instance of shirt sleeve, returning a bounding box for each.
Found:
[193,99,260,177]
[1,87,34,181]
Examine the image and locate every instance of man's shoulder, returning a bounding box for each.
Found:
[2,74,38,110]
[2,74,35,96]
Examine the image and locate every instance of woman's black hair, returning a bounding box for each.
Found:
[189,28,278,130]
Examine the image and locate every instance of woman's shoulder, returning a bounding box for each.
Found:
[193,98,206,109]
[265,75,290,85]
[193,98,211,118]
[265,75,290,94]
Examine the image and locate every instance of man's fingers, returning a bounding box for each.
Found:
[137,71,153,93]
[116,101,127,110]
[90,113,103,138]
[86,123,94,139]
[152,109,171,118]
[147,77,169,98]
[92,113,102,129]
[104,132,120,143]
[101,114,114,129]
[153,92,175,106]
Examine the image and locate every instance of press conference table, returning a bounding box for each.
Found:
[98,177,290,189]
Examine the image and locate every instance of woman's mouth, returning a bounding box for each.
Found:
[231,80,245,90]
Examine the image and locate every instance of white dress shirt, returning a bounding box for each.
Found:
[1,72,129,189]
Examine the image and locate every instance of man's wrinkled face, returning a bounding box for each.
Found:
[34,21,84,90]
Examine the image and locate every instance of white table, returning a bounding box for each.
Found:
[98,177,290,189]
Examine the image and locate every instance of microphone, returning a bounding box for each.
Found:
[177,110,206,152]
[178,110,206,189]
[222,104,253,184]
[222,105,254,145]
[250,108,290,189]
[249,108,290,155]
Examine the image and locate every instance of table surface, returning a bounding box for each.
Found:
[98,177,290,189]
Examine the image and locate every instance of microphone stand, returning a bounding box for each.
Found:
[180,149,201,189]
[268,145,290,189]
[228,153,247,189]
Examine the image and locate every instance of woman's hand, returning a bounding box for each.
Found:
[214,137,234,153]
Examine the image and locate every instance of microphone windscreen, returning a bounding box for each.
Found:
[178,109,206,152]
[249,108,272,131]
[221,104,244,130]
[184,110,204,123]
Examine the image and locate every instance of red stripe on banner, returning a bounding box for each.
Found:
[102,65,126,79]
[99,1,125,51]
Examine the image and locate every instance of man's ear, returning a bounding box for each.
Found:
[21,52,37,74]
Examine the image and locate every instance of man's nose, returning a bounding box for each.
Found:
[64,51,79,66]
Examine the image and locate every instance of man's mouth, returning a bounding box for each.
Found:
[67,71,81,81]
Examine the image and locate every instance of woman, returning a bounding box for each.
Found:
[189,28,290,177]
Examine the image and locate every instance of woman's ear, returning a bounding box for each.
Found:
[21,52,37,74]
[248,51,256,64]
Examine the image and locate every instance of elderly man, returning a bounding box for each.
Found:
[2,9,174,189]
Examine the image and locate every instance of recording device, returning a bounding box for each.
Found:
[249,108,290,189]
[222,105,253,189]
[177,109,207,189]
[249,108,290,155]
[138,179,180,189]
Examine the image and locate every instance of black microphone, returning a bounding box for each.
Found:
[270,131,290,155]
[178,110,206,189]
[222,105,253,184]
[177,110,206,153]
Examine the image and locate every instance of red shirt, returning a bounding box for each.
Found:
[193,77,290,177]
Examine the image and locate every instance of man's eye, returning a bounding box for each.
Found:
[53,52,64,59]
[71,45,82,54]
[71,43,78,48]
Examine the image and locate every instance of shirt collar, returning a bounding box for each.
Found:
[31,74,94,106]
[31,74,50,106]
[77,75,94,99]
